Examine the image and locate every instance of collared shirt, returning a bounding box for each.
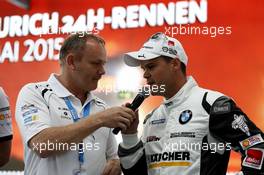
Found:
[15,74,118,175]
[0,87,12,140]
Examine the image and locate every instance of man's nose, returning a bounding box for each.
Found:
[99,65,105,75]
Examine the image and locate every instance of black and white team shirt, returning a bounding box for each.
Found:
[119,76,264,175]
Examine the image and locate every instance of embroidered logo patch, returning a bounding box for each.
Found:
[212,103,231,114]
[23,115,39,125]
[179,110,192,124]
[240,134,264,150]
[231,114,250,136]
[146,136,160,142]
[242,148,264,170]
[170,132,195,138]
[150,118,166,125]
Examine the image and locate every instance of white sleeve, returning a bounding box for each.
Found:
[0,87,13,139]
[106,129,119,160]
[15,84,50,145]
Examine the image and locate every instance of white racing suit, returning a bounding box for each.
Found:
[118,77,264,175]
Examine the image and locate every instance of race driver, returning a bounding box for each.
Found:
[118,32,264,175]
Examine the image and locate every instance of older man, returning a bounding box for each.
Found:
[16,33,136,175]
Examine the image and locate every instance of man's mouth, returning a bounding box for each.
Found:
[93,77,101,81]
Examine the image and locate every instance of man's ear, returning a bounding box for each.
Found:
[65,54,76,70]
[171,58,181,72]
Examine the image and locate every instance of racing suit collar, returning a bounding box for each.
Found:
[163,76,198,107]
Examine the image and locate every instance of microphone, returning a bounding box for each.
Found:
[112,87,150,135]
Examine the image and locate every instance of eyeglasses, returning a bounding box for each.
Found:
[150,32,168,41]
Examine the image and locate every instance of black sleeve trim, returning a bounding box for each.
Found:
[0,135,13,142]
[121,149,148,175]
[209,96,264,172]
[202,92,211,114]
[118,141,143,157]
[200,136,230,175]
[209,96,263,148]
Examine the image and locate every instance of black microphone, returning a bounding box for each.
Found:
[112,87,150,135]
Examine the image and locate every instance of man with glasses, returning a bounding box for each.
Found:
[118,32,264,175]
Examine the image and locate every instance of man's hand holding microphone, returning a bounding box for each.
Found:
[92,87,149,134]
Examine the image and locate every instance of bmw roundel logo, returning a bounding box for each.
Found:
[179,110,192,124]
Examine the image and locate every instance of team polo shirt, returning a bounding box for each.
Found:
[15,74,118,175]
[0,87,13,141]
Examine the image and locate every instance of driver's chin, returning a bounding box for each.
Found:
[148,83,163,96]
